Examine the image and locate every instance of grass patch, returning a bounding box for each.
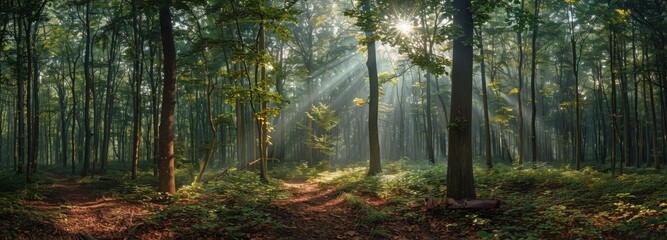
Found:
[310,161,667,239]
[143,169,289,239]
[340,193,390,237]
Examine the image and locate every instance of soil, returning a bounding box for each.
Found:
[23,175,150,240]
[267,181,360,239]
[19,176,460,240]
[263,181,458,240]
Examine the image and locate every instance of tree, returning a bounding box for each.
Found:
[508,0,527,167]
[130,0,142,179]
[345,0,382,176]
[158,4,176,194]
[478,27,493,169]
[446,0,475,199]
[530,0,540,166]
[81,0,92,177]
[306,103,340,162]
[565,0,582,171]
[362,0,382,176]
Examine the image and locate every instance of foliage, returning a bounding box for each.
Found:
[311,162,667,239]
[341,193,390,236]
[306,103,341,160]
[144,169,289,238]
[0,171,60,239]
[0,193,57,239]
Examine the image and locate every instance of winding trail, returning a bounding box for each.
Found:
[269,181,365,239]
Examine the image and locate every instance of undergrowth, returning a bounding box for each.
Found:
[143,169,289,239]
[0,169,58,239]
[310,160,667,239]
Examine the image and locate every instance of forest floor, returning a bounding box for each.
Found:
[267,180,454,240]
[6,171,455,240]
[270,181,358,239]
[22,174,150,239]
[2,162,667,239]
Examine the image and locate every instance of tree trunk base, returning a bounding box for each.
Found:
[425,197,500,209]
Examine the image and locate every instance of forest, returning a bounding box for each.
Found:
[0,0,666,239]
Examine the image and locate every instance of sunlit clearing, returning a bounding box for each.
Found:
[395,20,413,35]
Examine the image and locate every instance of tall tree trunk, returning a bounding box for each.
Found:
[647,45,660,169]
[100,14,120,174]
[69,55,77,175]
[610,24,618,175]
[13,8,25,175]
[23,9,35,182]
[158,4,176,194]
[149,40,159,176]
[447,0,475,199]
[57,64,68,168]
[131,0,142,179]
[530,0,540,166]
[631,23,641,167]
[425,73,435,164]
[82,0,92,177]
[479,27,492,169]
[516,0,525,167]
[27,12,40,179]
[363,0,381,176]
[257,18,270,183]
[620,37,630,174]
[192,11,217,183]
[568,2,582,171]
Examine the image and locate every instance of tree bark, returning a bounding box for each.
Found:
[363,0,381,177]
[100,12,120,174]
[425,73,435,164]
[479,28,492,169]
[530,0,540,167]
[82,0,92,177]
[516,0,525,167]
[131,0,142,179]
[13,7,25,175]
[447,0,476,199]
[568,2,581,171]
[158,5,176,194]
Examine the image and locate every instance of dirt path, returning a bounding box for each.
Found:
[268,180,458,240]
[270,181,366,239]
[24,175,147,239]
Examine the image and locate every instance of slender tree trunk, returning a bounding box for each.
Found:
[516,0,525,167]
[57,65,67,168]
[13,9,25,175]
[131,0,142,179]
[479,28,492,169]
[631,23,641,167]
[363,0,381,176]
[646,45,660,169]
[610,25,618,175]
[100,16,120,174]
[149,41,160,176]
[567,3,582,171]
[82,0,92,177]
[70,61,77,175]
[25,13,32,181]
[27,14,39,179]
[193,11,217,182]
[530,0,540,167]
[425,73,435,164]
[158,5,176,194]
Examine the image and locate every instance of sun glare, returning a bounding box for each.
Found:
[395,20,413,34]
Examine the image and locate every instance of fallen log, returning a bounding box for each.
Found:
[424,197,500,209]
